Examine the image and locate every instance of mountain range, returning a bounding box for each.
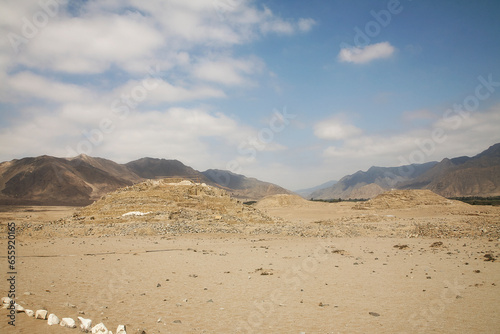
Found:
[0,155,289,206]
[309,143,500,200]
[1,143,498,206]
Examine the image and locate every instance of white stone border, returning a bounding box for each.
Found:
[2,296,126,333]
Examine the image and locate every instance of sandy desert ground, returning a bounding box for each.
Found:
[1,195,499,334]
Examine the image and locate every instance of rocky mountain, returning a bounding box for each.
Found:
[400,143,500,197]
[0,155,291,205]
[0,155,141,205]
[125,158,210,183]
[202,169,292,200]
[311,162,437,200]
[311,143,500,199]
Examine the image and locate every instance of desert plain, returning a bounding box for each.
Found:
[0,183,499,334]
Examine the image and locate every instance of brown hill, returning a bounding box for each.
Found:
[400,143,500,197]
[75,178,274,225]
[311,143,500,199]
[255,194,310,208]
[125,158,209,182]
[311,163,437,200]
[0,155,291,205]
[0,155,141,205]
[203,169,292,200]
[353,189,470,210]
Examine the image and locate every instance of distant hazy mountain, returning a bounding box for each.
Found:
[295,180,338,199]
[203,169,292,200]
[311,162,437,200]
[0,155,291,205]
[310,143,500,199]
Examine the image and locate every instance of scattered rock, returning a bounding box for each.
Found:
[35,309,48,320]
[369,312,380,317]
[484,254,496,262]
[474,270,481,273]
[78,316,92,332]
[393,244,409,249]
[116,324,127,334]
[173,320,182,324]
[92,322,109,334]
[47,313,60,325]
[15,303,25,312]
[25,309,35,317]
[60,317,77,328]
[430,242,443,248]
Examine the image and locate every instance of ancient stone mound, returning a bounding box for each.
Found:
[74,179,274,224]
[353,189,469,210]
[255,194,309,208]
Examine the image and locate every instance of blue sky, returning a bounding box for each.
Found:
[1,0,500,190]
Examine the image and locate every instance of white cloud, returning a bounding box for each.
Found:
[314,118,362,140]
[6,72,93,103]
[338,42,395,64]
[17,14,164,74]
[111,79,226,104]
[321,105,500,167]
[298,18,317,32]
[192,56,264,86]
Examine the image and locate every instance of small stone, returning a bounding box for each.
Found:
[91,322,109,334]
[78,316,92,331]
[207,299,213,303]
[25,309,35,317]
[35,309,48,320]
[47,313,60,325]
[173,320,182,324]
[116,324,127,334]
[60,317,77,328]
[369,312,380,317]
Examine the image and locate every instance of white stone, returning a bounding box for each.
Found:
[122,211,151,217]
[25,309,35,317]
[35,309,48,319]
[116,324,126,334]
[78,316,93,332]
[15,303,25,312]
[92,322,109,334]
[1,297,11,305]
[60,317,77,328]
[47,313,60,325]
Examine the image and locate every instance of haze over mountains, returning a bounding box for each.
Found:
[309,143,500,200]
[0,143,498,206]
